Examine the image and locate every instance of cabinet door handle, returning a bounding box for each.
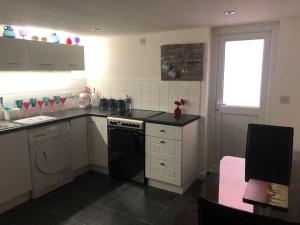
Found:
[160,129,165,132]
[160,162,165,166]
[160,141,165,144]
[40,63,52,66]
[6,62,20,65]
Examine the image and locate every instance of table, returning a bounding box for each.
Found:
[198,152,300,223]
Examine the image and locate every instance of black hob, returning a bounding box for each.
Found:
[110,109,163,120]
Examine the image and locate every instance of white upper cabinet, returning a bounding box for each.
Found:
[0,38,30,70]
[0,37,84,71]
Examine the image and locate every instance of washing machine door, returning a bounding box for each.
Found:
[35,137,69,174]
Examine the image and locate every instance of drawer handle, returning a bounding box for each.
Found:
[160,141,165,144]
[160,163,165,166]
[160,129,165,132]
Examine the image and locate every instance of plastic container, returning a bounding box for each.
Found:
[3,108,20,121]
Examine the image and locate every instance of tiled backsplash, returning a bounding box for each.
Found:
[0,77,86,117]
[88,79,201,115]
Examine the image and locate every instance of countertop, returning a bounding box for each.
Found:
[0,108,116,135]
[145,113,200,126]
[0,108,200,135]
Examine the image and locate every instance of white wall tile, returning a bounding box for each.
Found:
[150,91,159,111]
[189,81,201,93]
[168,81,179,92]
[141,90,151,110]
[134,80,142,91]
[159,91,168,112]
[133,90,142,109]
[179,81,189,93]
[159,81,169,92]
[141,80,151,91]
[150,80,160,91]
[188,92,201,104]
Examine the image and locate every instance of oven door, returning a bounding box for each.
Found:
[108,126,146,184]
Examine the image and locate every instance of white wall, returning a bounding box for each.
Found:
[267,17,300,151]
[86,27,211,115]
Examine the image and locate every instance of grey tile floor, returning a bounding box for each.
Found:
[0,172,202,225]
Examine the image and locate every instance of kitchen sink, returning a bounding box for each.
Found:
[14,116,56,125]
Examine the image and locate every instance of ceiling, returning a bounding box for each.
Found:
[1,0,300,36]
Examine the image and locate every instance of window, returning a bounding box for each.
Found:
[222,39,264,107]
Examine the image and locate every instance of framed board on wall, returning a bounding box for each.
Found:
[161,43,204,81]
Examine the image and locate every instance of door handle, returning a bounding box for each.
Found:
[160,129,165,133]
[160,141,165,144]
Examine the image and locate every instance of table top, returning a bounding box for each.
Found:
[199,152,300,223]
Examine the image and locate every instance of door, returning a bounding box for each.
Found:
[0,38,29,70]
[70,117,89,171]
[215,32,272,158]
[89,117,108,167]
[0,131,32,205]
[108,125,145,183]
[35,138,69,174]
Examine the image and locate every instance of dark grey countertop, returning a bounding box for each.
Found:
[0,108,200,135]
[0,108,116,135]
[145,112,200,126]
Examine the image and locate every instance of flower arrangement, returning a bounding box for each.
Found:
[174,99,185,118]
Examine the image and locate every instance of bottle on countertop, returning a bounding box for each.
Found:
[125,95,132,112]
[91,88,100,107]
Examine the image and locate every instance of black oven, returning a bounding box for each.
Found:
[107,118,146,184]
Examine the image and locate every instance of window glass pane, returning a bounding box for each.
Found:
[223,39,264,107]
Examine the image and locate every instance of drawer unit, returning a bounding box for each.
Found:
[146,158,181,185]
[146,136,182,163]
[146,123,182,140]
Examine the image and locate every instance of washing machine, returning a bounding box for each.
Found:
[28,122,73,199]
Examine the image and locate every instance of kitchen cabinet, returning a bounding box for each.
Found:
[145,121,199,194]
[0,37,84,71]
[29,41,84,71]
[70,117,89,171]
[0,130,32,205]
[0,38,29,70]
[89,117,108,168]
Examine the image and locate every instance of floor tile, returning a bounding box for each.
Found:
[0,172,202,225]
[153,197,197,225]
[97,192,141,213]
[125,200,165,223]
[76,205,121,225]
[6,202,52,225]
[33,213,84,225]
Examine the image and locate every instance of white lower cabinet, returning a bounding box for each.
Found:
[0,131,32,205]
[145,121,199,194]
[70,117,89,171]
[89,116,108,168]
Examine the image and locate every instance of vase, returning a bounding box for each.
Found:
[174,106,181,118]
[3,25,16,38]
